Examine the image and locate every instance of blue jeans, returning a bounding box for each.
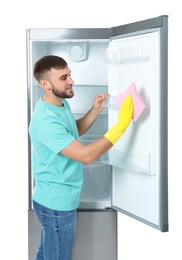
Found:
[33,200,77,260]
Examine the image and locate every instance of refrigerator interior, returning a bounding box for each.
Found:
[29,38,112,210]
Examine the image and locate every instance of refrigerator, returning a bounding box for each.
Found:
[27,15,168,260]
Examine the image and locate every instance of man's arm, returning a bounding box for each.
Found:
[61,137,112,164]
[76,93,108,136]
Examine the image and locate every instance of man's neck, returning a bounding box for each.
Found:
[42,94,63,107]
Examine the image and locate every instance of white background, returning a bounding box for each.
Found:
[1,0,181,259]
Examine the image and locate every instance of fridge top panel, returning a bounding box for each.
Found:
[111,15,168,38]
[27,28,110,41]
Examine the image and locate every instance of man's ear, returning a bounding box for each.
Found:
[39,79,50,90]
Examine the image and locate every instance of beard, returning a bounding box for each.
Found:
[50,82,74,99]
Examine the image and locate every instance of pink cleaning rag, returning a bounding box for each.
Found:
[115,82,146,121]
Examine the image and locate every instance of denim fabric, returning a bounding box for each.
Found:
[33,200,77,260]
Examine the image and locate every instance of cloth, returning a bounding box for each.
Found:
[115,82,146,121]
[29,98,83,211]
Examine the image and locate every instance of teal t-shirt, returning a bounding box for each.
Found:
[29,98,83,211]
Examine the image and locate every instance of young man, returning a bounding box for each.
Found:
[29,55,134,260]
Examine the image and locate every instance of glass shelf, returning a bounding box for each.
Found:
[68,85,108,112]
[72,108,108,114]
[80,135,103,143]
[73,84,108,88]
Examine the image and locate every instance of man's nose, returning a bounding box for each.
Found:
[68,76,74,84]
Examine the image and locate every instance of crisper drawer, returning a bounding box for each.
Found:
[79,162,112,209]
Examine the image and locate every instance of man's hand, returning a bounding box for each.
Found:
[104,95,134,145]
[91,93,110,114]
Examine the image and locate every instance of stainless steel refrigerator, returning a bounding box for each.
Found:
[27,15,168,260]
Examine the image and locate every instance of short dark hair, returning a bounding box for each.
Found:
[33,55,68,82]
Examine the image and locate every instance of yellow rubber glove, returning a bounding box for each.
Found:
[104,95,134,145]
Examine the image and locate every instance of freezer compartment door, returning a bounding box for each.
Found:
[104,16,168,231]
[72,210,117,260]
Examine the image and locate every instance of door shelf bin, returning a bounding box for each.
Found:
[101,148,154,175]
[103,45,150,64]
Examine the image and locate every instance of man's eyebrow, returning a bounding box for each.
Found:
[59,70,71,79]
[60,74,67,78]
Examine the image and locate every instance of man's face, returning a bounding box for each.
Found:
[47,67,75,99]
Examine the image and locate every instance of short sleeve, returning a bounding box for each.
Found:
[37,116,75,154]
